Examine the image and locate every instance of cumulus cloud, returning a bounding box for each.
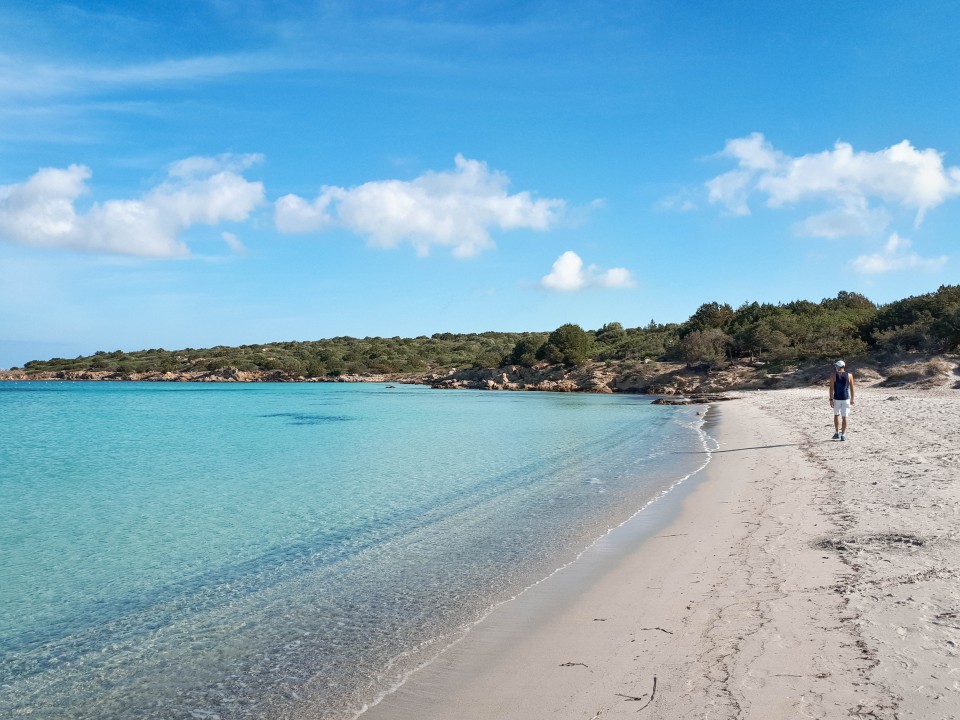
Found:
[540,251,635,292]
[0,154,264,257]
[851,233,947,274]
[707,133,960,236]
[275,154,565,257]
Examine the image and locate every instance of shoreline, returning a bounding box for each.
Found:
[360,400,848,720]
[360,386,960,719]
[353,400,721,719]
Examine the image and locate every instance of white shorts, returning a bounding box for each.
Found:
[834,399,851,417]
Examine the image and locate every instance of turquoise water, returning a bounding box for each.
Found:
[0,381,710,719]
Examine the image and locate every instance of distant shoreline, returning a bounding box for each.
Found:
[2,354,957,397]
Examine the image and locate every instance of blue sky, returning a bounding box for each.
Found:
[1,1,958,368]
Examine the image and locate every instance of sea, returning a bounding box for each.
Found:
[0,381,714,719]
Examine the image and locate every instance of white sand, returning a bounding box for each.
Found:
[360,385,960,720]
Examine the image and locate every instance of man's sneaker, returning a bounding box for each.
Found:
[840,434,846,441]
[832,432,840,440]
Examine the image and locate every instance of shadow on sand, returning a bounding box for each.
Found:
[674,442,815,455]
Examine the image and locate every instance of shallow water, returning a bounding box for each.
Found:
[0,381,709,719]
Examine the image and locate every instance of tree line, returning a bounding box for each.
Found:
[19,285,960,376]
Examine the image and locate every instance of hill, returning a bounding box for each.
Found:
[4,285,959,394]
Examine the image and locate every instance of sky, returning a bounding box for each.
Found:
[1,1,959,368]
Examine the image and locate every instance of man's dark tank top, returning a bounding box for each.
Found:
[834,371,850,400]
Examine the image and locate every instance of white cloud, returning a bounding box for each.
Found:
[275,154,565,257]
[541,251,584,291]
[168,153,263,179]
[274,191,338,234]
[793,202,891,239]
[0,154,264,257]
[540,251,635,292]
[851,233,947,274]
[707,133,960,235]
[600,266,635,288]
[0,52,298,100]
[221,231,246,254]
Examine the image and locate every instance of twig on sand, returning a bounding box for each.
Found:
[560,662,589,668]
[619,676,657,711]
[638,676,657,711]
[641,626,674,635]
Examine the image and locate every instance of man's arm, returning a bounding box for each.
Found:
[829,374,835,404]
[849,374,855,404]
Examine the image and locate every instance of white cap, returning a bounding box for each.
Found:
[834,360,845,367]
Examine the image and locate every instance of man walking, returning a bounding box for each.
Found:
[829,360,855,440]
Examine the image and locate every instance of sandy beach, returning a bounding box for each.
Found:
[362,383,960,720]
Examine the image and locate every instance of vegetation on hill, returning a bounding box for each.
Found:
[15,285,960,377]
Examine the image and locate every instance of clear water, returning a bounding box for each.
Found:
[0,381,710,719]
